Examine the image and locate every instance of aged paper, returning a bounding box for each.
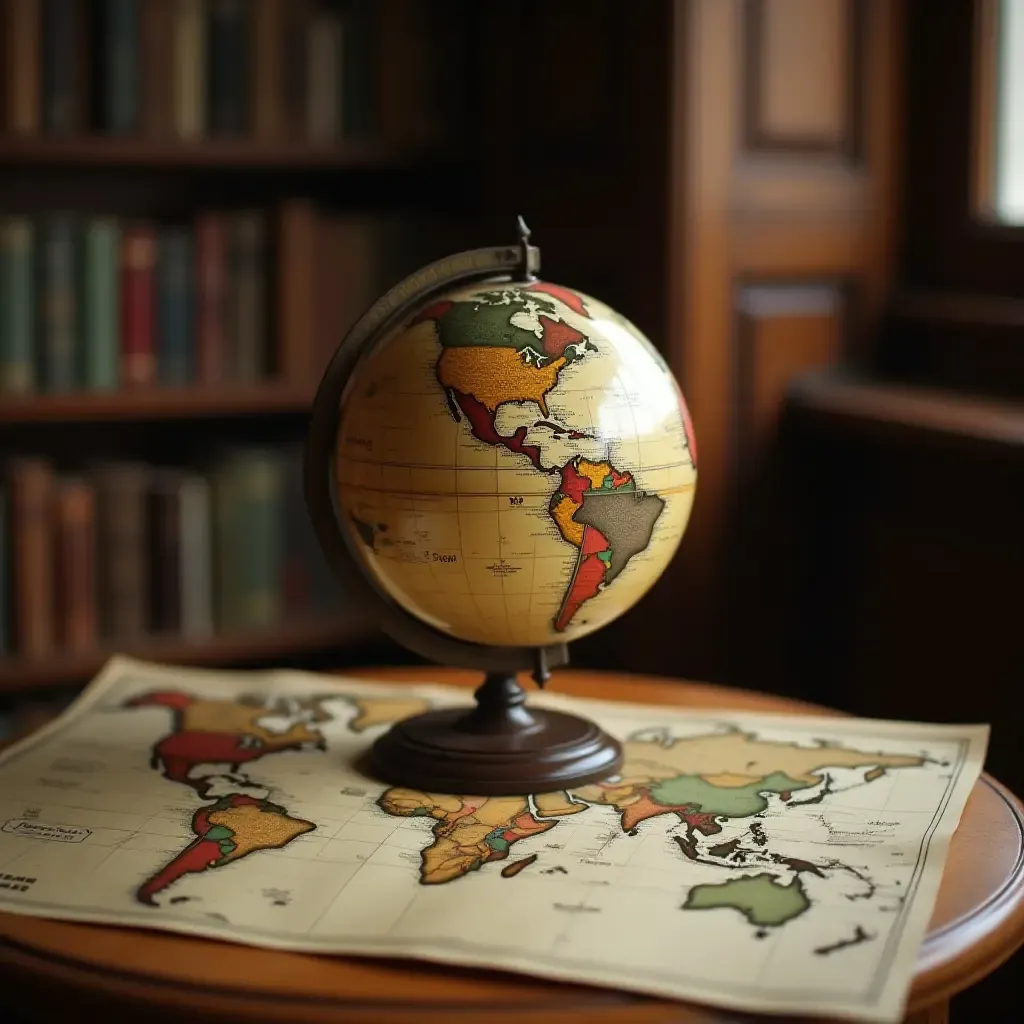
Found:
[0,657,988,1021]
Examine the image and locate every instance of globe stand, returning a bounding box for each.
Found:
[304,219,632,797]
[369,670,623,796]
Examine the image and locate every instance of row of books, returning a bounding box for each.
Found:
[2,0,465,145]
[0,210,274,394]
[0,444,340,659]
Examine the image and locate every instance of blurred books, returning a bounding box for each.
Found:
[0,443,342,659]
[1,0,466,145]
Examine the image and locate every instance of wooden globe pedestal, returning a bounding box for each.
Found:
[369,671,623,795]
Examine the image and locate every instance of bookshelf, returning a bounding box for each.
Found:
[0,0,473,698]
[0,384,315,423]
[0,137,451,170]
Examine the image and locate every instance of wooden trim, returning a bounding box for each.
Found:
[788,371,1024,448]
[742,0,865,159]
[0,384,315,424]
[903,0,1024,295]
[973,0,1002,218]
[0,615,377,692]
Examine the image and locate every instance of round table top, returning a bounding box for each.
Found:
[0,666,1022,1023]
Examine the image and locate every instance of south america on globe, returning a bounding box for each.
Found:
[334,274,696,648]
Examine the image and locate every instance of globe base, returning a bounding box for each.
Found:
[367,672,623,796]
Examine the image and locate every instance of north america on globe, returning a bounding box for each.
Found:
[124,689,926,938]
[334,279,698,648]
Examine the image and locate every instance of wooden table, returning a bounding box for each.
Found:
[1,667,1022,1023]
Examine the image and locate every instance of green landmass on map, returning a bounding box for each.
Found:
[683,873,811,928]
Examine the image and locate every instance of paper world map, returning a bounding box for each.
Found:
[0,659,988,1022]
[334,280,697,646]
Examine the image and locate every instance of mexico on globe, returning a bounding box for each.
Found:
[305,219,697,796]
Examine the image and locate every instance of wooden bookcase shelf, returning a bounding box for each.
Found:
[0,136,450,171]
[0,384,315,424]
[0,614,377,693]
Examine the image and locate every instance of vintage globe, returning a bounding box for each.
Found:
[330,273,698,652]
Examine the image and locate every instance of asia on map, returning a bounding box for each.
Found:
[0,657,987,1022]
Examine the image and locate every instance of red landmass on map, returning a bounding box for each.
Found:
[411,299,454,325]
[451,389,548,472]
[554,526,611,631]
[557,462,591,505]
[525,282,591,318]
[125,690,326,797]
[137,794,262,905]
[137,793,314,906]
[617,789,723,836]
[537,316,585,359]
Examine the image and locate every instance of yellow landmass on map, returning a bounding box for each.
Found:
[379,789,558,884]
[534,791,589,817]
[576,459,614,489]
[177,698,324,748]
[209,803,315,863]
[436,346,566,416]
[549,493,584,547]
[347,696,431,733]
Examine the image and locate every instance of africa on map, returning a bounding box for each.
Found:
[0,658,988,1024]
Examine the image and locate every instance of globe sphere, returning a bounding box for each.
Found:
[334,279,697,649]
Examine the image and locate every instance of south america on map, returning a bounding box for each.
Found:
[0,657,987,1023]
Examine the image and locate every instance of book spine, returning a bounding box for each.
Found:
[228,212,266,382]
[214,450,284,630]
[306,12,342,143]
[54,477,97,652]
[276,200,316,383]
[207,0,249,137]
[251,0,283,139]
[9,458,54,657]
[156,226,195,386]
[172,0,206,139]
[281,441,311,614]
[0,218,36,394]
[100,0,140,134]
[141,0,174,137]
[212,456,239,630]
[340,0,376,138]
[37,214,78,393]
[0,487,7,655]
[120,224,156,386]
[281,0,311,141]
[81,218,121,391]
[95,463,149,639]
[195,213,227,383]
[147,474,182,633]
[179,474,213,637]
[41,0,80,134]
[4,0,41,135]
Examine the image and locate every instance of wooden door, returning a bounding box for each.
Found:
[608,0,904,685]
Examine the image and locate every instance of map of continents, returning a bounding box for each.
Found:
[344,282,692,642]
[125,691,926,934]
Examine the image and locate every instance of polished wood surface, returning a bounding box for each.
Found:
[0,666,1021,1023]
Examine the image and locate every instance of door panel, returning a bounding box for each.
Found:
[615,0,902,683]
